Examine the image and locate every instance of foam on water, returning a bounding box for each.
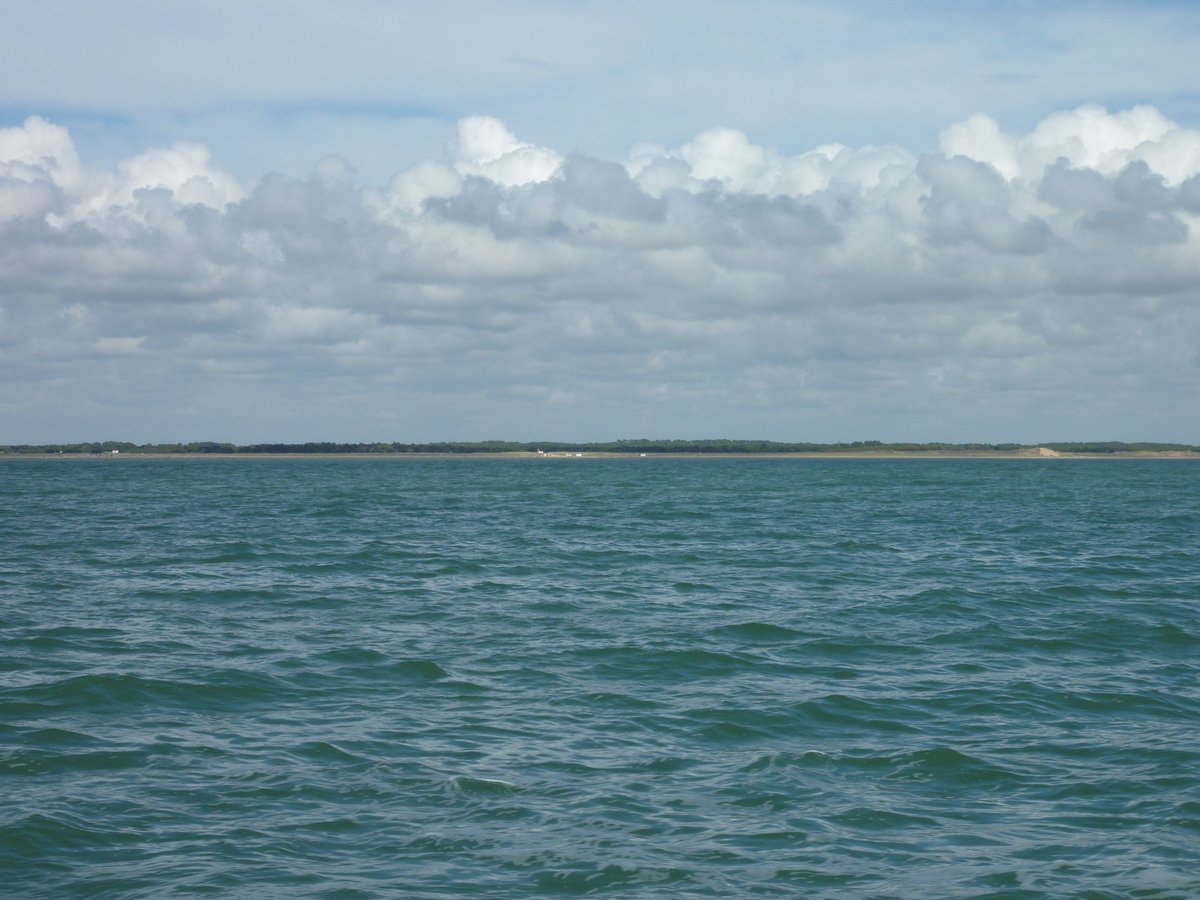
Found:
[1,459,1198,898]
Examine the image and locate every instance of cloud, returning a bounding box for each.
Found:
[449,115,563,187]
[95,336,146,354]
[1,105,1199,442]
[939,104,1200,185]
[0,115,83,190]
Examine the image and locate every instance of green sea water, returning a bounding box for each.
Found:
[1,459,1198,899]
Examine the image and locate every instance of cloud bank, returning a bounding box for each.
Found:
[2,106,1199,442]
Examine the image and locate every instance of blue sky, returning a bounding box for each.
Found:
[2,0,1200,442]
[5,0,1199,183]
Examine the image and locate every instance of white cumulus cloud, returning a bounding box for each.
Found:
[1,105,1199,443]
[448,115,562,187]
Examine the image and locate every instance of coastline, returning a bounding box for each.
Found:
[6,449,1200,460]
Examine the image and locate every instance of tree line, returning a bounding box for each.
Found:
[3,439,1197,455]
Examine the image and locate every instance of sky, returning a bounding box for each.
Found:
[2,0,1200,444]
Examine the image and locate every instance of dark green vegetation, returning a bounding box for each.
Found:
[2,439,1198,455]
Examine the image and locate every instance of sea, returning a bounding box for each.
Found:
[1,458,1198,899]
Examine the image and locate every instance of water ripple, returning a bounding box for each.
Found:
[1,459,1198,898]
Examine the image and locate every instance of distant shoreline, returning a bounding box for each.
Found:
[6,449,1200,460]
[7,439,1200,459]
[8,439,1200,460]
